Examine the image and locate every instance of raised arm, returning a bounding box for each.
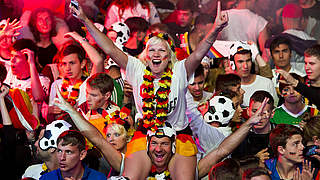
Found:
[70,4,128,69]
[53,88,123,171]
[0,85,11,126]
[198,97,269,177]
[22,49,47,102]
[277,69,320,108]
[64,32,104,74]
[0,19,21,41]
[185,1,228,78]
[248,41,272,79]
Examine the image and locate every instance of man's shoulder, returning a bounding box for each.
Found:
[255,75,272,81]
[39,169,60,180]
[22,163,43,179]
[272,105,288,116]
[251,75,273,86]
[52,78,63,85]
[83,166,107,179]
[227,8,264,19]
[39,74,51,82]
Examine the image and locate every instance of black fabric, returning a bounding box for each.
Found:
[165,22,192,47]
[265,33,318,56]
[232,131,273,159]
[37,43,58,69]
[302,2,320,20]
[295,82,320,109]
[123,41,144,57]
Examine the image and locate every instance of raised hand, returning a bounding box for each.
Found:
[247,40,260,59]
[255,148,270,167]
[53,86,74,113]
[0,19,22,39]
[21,49,35,64]
[276,69,299,87]
[247,97,269,125]
[293,160,314,180]
[64,31,84,42]
[214,1,228,31]
[69,1,88,22]
[0,85,9,98]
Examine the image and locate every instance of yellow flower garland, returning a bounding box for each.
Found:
[140,64,173,132]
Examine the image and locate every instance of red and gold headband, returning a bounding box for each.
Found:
[144,32,175,52]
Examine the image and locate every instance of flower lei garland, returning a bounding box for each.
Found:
[147,165,171,180]
[40,163,49,175]
[60,78,84,106]
[140,64,173,132]
[91,104,135,137]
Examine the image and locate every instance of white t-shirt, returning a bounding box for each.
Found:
[22,163,44,179]
[186,103,225,154]
[186,89,225,153]
[5,74,50,97]
[104,2,160,28]
[126,56,188,131]
[0,56,14,85]
[218,9,267,43]
[241,75,277,107]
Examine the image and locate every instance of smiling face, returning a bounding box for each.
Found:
[280,134,304,164]
[234,53,252,79]
[57,141,86,173]
[106,125,127,152]
[148,136,172,172]
[272,44,291,70]
[146,40,170,78]
[36,11,53,34]
[59,53,84,81]
[305,55,320,82]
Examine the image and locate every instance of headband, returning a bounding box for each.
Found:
[145,32,175,52]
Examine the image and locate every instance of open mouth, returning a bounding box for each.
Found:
[154,154,164,161]
[152,60,161,65]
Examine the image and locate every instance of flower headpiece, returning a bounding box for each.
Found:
[145,32,175,52]
[103,106,131,131]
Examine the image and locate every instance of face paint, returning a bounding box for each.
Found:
[282,88,289,97]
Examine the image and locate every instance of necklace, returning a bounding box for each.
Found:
[60,78,84,106]
[140,64,172,132]
[147,165,171,180]
[90,103,134,136]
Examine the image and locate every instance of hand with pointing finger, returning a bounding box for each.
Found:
[214,1,228,32]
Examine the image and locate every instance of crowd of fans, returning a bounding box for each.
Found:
[1,0,320,179]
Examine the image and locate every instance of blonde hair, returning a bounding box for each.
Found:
[138,36,177,65]
[105,123,128,141]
